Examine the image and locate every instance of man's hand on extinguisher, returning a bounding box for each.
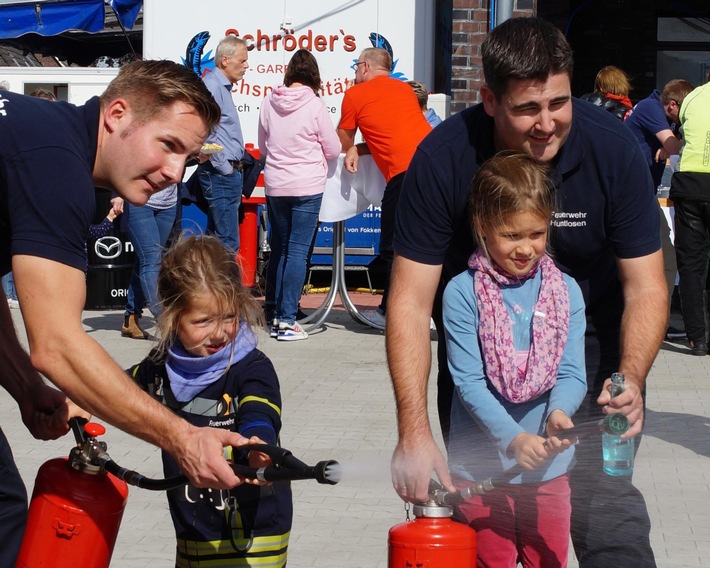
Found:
[21,382,91,441]
[391,431,455,503]
[171,426,264,489]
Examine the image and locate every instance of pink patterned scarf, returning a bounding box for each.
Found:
[468,249,570,403]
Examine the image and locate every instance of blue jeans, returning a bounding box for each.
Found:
[124,202,177,318]
[267,194,322,324]
[197,162,242,252]
[2,272,16,301]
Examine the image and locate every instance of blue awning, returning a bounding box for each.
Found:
[0,0,142,39]
[107,0,140,29]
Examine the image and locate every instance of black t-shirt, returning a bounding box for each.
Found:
[394,98,660,347]
[0,91,99,275]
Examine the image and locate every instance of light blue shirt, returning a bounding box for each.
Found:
[443,267,587,484]
[202,67,244,175]
[425,107,443,128]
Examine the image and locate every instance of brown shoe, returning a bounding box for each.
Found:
[121,314,148,340]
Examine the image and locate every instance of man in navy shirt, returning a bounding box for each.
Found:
[625,79,693,342]
[625,79,693,189]
[388,17,665,567]
[0,60,259,565]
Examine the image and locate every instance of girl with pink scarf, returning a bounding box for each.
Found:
[443,152,587,567]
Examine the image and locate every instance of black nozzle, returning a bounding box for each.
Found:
[556,413,630,441]
[312,460,342,485]
[230,444,341,485]
[231,459,341,485]
[230,444,342,485]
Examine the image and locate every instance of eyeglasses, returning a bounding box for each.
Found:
[350,61,366,71]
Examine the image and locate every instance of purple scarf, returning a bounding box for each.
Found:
[468,249,569,403]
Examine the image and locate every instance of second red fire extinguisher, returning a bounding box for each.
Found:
[388,500,477,567]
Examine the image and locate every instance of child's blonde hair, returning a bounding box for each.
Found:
[154,234,264,357]
[469,151,555,253]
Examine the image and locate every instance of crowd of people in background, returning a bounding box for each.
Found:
[2,14,708,568]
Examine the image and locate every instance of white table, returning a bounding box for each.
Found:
[300,154,386,332]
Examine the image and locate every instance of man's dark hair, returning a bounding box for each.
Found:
[482,17,574,100]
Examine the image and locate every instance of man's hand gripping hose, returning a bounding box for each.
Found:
[68,417,341,490]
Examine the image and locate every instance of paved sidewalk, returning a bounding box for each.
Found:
[3,297,710,567]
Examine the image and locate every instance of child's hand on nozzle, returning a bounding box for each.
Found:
[235,435,272,485]
[508,432,552,471]
[247,442,271,468]
[544,409,574,453]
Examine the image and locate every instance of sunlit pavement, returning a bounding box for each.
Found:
[4,299,709,567]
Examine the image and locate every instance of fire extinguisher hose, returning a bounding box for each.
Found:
[432,413,630,506]
[92,444,341,490]
[68,418,342,491]
[98,453,189,490]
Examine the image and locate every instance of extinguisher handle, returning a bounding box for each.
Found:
[69,417,89,445]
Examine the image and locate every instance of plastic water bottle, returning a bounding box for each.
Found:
[602,373,635,476]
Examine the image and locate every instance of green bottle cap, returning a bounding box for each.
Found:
[604,413,630,435]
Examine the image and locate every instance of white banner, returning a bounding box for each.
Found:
[142,0,435,145]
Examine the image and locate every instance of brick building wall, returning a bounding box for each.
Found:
[450,0,536,114]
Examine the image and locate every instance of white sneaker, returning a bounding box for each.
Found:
[361,308,386,328]
[269,318,279,339]
[277,321,308,341]
[7,298,19,309]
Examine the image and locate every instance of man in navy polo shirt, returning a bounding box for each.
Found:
[387,17,665,567]
[625,79,694,344]
[0,60,259,566]
[625,79,693,190]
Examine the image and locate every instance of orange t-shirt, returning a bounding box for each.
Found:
[338,75,432,182]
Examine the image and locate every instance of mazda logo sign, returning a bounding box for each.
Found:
[94,236,123,260]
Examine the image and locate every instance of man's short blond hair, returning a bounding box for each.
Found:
[100,60,220,129]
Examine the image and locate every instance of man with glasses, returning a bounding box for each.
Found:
[336,47,431,328]
[625,78,694,347]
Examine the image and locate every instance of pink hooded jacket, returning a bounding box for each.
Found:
[258,85,341,197]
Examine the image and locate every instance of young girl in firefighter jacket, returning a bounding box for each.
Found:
[128,234,292,568]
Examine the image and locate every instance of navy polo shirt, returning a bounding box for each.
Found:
[395,98,659,341]
[624,90,673,188]
[0,91,99,275]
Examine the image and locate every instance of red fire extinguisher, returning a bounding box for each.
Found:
[15,421,129,568]
[389,500,477,566]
